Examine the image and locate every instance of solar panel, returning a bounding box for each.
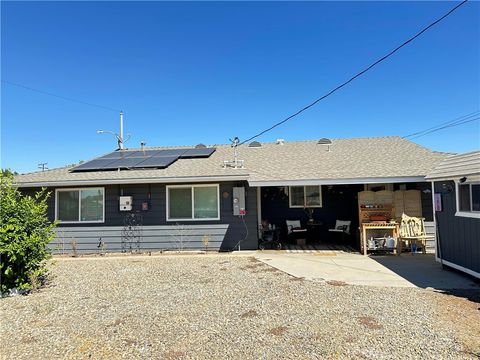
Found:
[180,148,216,158]
[150,149,188,157]
[72,159,119,171]
[71,147,215,172]
[95,151,125,160]
[98,150,162,159]
[134,155,179,168]
[100,156,150,169]
[96,151,144,160]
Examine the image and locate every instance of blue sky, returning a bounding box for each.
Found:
[1,1,479,173]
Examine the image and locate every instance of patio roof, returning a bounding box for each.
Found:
[425,151,480,180]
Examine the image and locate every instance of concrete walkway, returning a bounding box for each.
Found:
[255,251,479,289]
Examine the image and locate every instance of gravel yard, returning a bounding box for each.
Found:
[1,255,479,359]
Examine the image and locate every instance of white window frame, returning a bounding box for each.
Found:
[455,180,480,219]
[55,187,105,223]
[166,184,220,221]
[289,185,322,208]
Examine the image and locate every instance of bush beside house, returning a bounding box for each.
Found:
[0,171,56,293]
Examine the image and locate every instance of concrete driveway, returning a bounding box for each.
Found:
[255,251,479,289]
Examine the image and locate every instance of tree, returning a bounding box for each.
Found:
[0,171,56,293]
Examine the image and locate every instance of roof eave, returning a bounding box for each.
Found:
[15,174,250,188]
[248,176,428,187]
[426,173,480,181]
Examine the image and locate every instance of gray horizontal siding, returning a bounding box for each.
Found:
[22,181,259,252]
[434,181,480,276]
[53,224,230,253]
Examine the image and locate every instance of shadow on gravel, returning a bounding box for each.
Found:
[434,288,480,305]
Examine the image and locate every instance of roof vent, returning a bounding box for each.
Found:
[248,141,262,148]
[195,143,207,149]
[276,139,285,145]
[317,138,332,145]
[317,138,332,152]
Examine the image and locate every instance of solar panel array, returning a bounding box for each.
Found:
[71,148,216,172]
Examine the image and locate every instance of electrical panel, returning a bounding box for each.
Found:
[119,196,133,211]
[233,187,246,216]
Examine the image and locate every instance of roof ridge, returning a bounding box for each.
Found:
[18,165,73,176]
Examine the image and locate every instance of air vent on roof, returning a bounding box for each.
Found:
[248,141,262,148]
[317,138,332,145]
[276,139,285,145]
[195,143,207,149]
[317,138,332,152]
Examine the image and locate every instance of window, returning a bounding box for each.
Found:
[458,183,480,214]
[289,186,322,208]
[167,185,219,221]
[56,188,104,223]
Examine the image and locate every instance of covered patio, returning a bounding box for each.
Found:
[256,181,435,253]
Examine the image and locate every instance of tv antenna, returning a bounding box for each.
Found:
[38,163,48,171]
[223,137,244,168]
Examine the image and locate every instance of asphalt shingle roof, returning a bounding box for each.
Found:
[14,136,450,187]
[426,151,480,180]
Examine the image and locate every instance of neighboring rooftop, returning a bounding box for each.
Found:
[14,136,450,187]
[426,151,480,180]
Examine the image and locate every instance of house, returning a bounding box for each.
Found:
[14,136,449,253]
[426,151,480,279]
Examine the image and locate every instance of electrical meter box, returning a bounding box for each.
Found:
[119,196,133,211]
[233,187,246,216]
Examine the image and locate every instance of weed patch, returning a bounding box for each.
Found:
[240,310,258,318]
[327,280,347,286]
[269,326,288,335]
[357,316,383,330]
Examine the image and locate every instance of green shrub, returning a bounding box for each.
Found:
[0,171,56,293]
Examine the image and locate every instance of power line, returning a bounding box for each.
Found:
[407,116,479,140]
[1,80,122,112]
[239,0,470,145]
[403,111,479,138]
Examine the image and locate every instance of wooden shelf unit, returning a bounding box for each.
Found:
[358,191,396,254]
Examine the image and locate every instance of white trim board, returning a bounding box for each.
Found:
[249,176,427,187]
[17,175,429,189]
[15,175,249,188]
[436,258,480,279]
[455,211,480,219]
[55,224,230,232]
[427,175,480,182]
